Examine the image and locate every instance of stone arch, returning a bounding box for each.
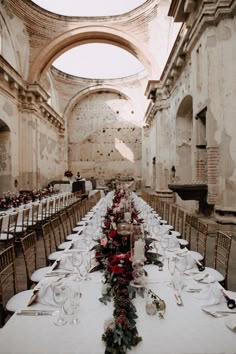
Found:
[175,95,193,183]
[64,85,133,117]
[28,26,160,83]
[0,119,12,195]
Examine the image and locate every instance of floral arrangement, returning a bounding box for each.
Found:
[93,187,143,353]
[64,170,73,178]
[101,253,142,354]
[0,187,58,211]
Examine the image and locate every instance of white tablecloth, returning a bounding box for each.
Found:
[0,193,236,354]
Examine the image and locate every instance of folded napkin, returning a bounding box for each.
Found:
[225,315,236,332]
[58,254,74,271]
[37,280,60,306]
[168,236,179,250]
[27,288,40,306]
[195,283,225,306]
[52,259,61,270]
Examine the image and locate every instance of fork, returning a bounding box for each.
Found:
[201,308,236,318]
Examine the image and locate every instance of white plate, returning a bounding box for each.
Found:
[225,315,236,332]
[193,273,216,283]
[169,230,181,237]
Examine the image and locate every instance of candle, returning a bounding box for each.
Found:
[133,239,145,260]
[124,212,131,222]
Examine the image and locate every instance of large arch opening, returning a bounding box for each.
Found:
[28,26,160,82]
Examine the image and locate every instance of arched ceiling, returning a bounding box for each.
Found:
[29,26,158,82]
[31,0,148,17]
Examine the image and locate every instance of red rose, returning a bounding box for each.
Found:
[108,229,117,239]
[111,265,124,274]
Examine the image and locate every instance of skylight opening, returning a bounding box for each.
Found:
[52,44,145,79]
[32,0,147,17]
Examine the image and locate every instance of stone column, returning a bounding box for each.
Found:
[18,104,38,190]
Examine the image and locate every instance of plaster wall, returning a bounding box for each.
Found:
[0,93,19,194]
[68,92,142,182]
[0,5,29,79]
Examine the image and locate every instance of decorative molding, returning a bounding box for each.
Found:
[0,56,65,134]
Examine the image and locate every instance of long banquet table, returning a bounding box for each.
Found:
[0,193,235,354]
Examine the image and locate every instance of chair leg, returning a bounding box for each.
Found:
[0,304,6,327]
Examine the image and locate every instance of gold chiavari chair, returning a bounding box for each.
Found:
[27,203,39,232]
[183,213,192,247]
[50,217,64,250]
[163,202,170,224]
[41,223,64,265]
[0,212,18,249]
[196,220,208,264]
[20,231,51,289]
[170,205,177,230]
[176,209,185,237]
[0,246,33,326]
[214,231,232,289]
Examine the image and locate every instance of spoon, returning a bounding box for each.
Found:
[222,290,236,309]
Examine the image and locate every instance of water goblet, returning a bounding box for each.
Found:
[160,235,169,261]
[53,281,68,326]
[69,283,81,325]
[80,252,91,281]
[71,252,83,281]
[172,269,184,299]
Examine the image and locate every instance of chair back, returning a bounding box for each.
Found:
[196,220,208,262]
[31,203,39,226]
[20,208,30,234]
[0,246,16,325]
[47,199,54,219]
[20,231,37,289]
[170,205,177,230]
[66,206,75,232]
[5,213,18,245]
[0,217,3,234]
[163,203,170,224]
[42,223,54,264]
[59,210,71,238]
[72,201,81,225]
[176,209,185,236]
[214,231,232,289]
[183,213,192,246]
[50,217,64,247]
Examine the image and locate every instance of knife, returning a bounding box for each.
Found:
[17,310,57,316]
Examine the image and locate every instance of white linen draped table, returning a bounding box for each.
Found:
[0,192,235,354]
[0,265,236,354]
[0,192,73,230]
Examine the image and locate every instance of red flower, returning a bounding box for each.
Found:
[111,265,124,274]
[108,229,117,239]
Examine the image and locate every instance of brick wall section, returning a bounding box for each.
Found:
[207,146,220,205]
[195,157,207,181]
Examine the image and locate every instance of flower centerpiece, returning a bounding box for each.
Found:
[64,170,73,178]
[92,187,145,353]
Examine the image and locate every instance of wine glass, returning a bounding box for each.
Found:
[172,269,185,299]
[71,252,83,281]
[53,281,68,326]
[160,235,169,261]
[69,283,81,325]
[80,252,91,281]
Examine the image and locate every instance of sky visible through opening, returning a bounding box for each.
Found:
[32,0,146,79]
